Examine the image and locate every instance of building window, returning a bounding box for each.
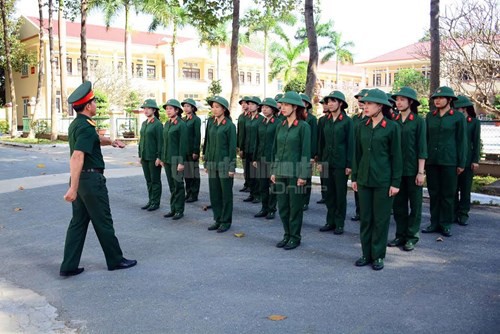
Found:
[208,68,214,81]
[373,70,382,87]
[247,72,252,84]
[421,66,431,79]
[182,62,200,80]
[184,94,199,99]
[147,65,156,79]
[388,72,392,86]
[136,63,143,77]
[256,72,260,85]
[89,59,98,72]
[66,58,72,75]
[239,71,245,84]
[21,64,29,77]
[77,58,82,73]
[23,98,29,117]
[117,61,123,74]
[55,57,60,75]
[277,79,283,91]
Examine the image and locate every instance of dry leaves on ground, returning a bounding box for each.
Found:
[267,315,287,321]
[36,163,45,168]
[18,186,24,190]
[14,207,22,212]
[234,232,245,238]
[436,237,444,242]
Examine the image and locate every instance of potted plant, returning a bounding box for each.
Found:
[96,122,109,135]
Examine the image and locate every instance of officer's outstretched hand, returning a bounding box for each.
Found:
[297,178,306,186]
[457,167,464,175]
[389,186,399,197]
[228,172,235,178]
[270,175,276,184]
[177,164,184,172]
[64,188,77,202]
[345,168,352,176]
[112,140,126,148]
[352,181,358,192]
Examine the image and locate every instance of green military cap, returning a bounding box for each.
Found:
[141,98,160,110]
[239,96,250,105]
[68,81,94,106]
[386,93,396,104]
[391,86,421,106]
[354,88,369,99]
[274,93,284,102]
[279,91,305,108]
[319,97,325,104]
[208,95,229,111]
[181,98,198,111]
[260,97,279,111]
[454,95,473,108]
[324,90,349,109]
[246,96,262,105]
[360,88,392,107]
[163,98,183,110]
[299,93,312,106]
[431,86,458,100]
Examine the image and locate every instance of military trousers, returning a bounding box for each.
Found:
[61,172,123,271]
[257,161,277,213]
[455,166,473,224]
[141,159,162,206]
[276,177,306,243]
[184,155,200,200]
[319,167,327,201]
[426,165,457,230]
[165,163,185,214]
[245,152,259,199]
[358,185,393,261]
[392,175,423,244]
[208,169,234,226]
[325,168,348,228]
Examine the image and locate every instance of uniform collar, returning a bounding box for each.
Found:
[365,117,388,128]
[433,108,455,116]
[282,119,299,127]
[147,117,155,123]
[215,116,227,126]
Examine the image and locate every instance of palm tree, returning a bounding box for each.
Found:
[320,31,354,87]
[269,26,308,83]
[304,0,318,98]
[430,0,440,98]
[198,20,229,81]
[229,0,240,114]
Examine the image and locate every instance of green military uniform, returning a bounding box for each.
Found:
[61,81,126,273]
[205,96,237,232]
[454,95,481,225]
[424,87,467,235]
[317,91,354,234]
[389,87,427,249]
[317,111,328,202]
[181,99,201,202]
[162,99,188,217]
[272,92,311,249]
[237,96,250,190]
[243,96,263,201]
[138,99,163,210]
[352,89,402,268]
[300,94,318,208]
[254,98,279,217]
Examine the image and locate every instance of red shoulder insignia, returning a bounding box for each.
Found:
[87,119,97,127]
[271,118,275,123]
[222,119,226,125]
[365,119,371,126]
[339,113,343,121]
[327,113,332,120]
[392,113,396,119]
[381,120,387,128]
[395,114,401,121]
[432,110,438,116]
[467,116,472,122]
[293,119,299,127]
[449,110,454,115]
[174,119,178,125]
[282,120,287,126]
[409,114,414,121]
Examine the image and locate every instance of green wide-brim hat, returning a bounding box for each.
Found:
[454,95,473,108]
[181,98,198,111]
[300,93,312,106]
[319,98,325,104]
[354,89,369,99]
[208,95,229,111]
[324,90,348,109]
[391,86,420,106]
[141,98,160,110]
[274,93,284,102]
[163,99,182,110]
[239,96,250,105]
[431,86,458,100]
[246,96,262,105]
[359,89,392,107]
[260,97,279,111]
[386,93,396,104]
[279,91,305,108]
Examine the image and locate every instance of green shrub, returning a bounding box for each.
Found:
[0,120,9,134]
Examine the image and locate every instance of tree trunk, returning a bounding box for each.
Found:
[124,3,132,79]
[229,0,240,116]
[336,56,339,88]
[304,0,318,98]
[32,0,45,139]
[49,0,58,141]
[0,0,16,136]
[263,31,268,97]
[58,0,68,116]
[430,0,440,98]
[81,0,88,82]
[171,22,177,98]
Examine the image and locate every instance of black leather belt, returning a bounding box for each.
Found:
[81,168,104,174]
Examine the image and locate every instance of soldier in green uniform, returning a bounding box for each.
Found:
[161,99,187,220]
[253,97,279,219]
[316,98,327,204]
[317,91,354,235]
[454,95,480,226]
[422,87,467,237]
[243,96,264,203]
[352,89,402,270]
[271,91,311,250]
[351,88,369,221]
[237,97,250,192]
[61,81,137,276]
[275,93,286,122]
[138,99,163,211]
[181,98,201,203]
[388,87,427,251]
[299,93,318,211]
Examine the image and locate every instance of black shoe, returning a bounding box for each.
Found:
[239,186,249,192]
[108,258,137,271]
[372,258,384,271]
[163,212,175,218]
[60,267,84,277]
[403,241,415,251]
[243,196,254,202]
[317,198,326,204]
[217,224,230,233]
[172,213,184,220]
[147,204,159,211]
[319,224,335,232]
[186,197,198,203]
[441,228,452,237]
[252,198,261,204]
[387,238,404,247]
[254,210,268,218]
[421,225,438,233]
[303,204,309,211]
[208,223,220,231]
[355,256,371,267]
[333,227,344,235]
[351,214,360,221]
[266,211,275,220]
[141,203,151,210]
[276,239,289,248]
[284,240,301,250]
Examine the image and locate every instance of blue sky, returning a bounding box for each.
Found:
[16,0,459,62]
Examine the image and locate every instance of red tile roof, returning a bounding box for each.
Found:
[224,44,264,59]
[25,16,190,46]
[357,41,430,64]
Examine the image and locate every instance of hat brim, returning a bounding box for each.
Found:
[431,93,458,101]
[260,103,279,111]
[360,96,393,107]
[141,104,159,110]
[278,98,305,108]
[208,100,229,111]
[324,96,349,109]
[181,102,198,111]
[391,94,421,106]
[454,102,473,108]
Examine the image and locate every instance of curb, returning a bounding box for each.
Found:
[0,140,32,148]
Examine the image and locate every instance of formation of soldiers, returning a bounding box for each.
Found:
[61,81,480,276]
